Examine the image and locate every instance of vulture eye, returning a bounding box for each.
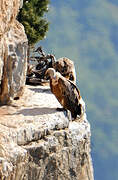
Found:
[69,74,74,81]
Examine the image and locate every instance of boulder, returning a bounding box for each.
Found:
[0,0,28,104]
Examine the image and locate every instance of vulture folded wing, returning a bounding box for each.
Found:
[58,77,80,110]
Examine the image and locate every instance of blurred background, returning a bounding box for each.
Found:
[36,0,118,180]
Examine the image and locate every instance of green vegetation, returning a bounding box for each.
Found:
[17,0,50,45]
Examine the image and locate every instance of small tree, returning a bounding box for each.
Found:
[17,0,50,46]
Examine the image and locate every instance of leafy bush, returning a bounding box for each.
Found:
[17,0,50,46]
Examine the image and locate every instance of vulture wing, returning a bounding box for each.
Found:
[58,77,81,118]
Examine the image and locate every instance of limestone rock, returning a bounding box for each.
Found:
[0,86,94,180]
[0,0,28,104]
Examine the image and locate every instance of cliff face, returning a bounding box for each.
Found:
[0,0,28,104]
[0,1,94,179]
[0,86,94,180]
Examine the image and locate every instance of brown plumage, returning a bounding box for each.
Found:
[45,68,85,119]
[52,57,76,84]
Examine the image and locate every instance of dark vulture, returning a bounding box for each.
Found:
[52,57,76,84]
[45,68,85,119]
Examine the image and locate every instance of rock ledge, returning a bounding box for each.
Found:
[0,85,94,180]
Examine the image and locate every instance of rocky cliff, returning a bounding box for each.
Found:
[0,0,28,105]
[0,1,94,180]
[0,85,94,180]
